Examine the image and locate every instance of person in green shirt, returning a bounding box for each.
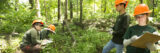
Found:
[20,20,44,53]
[40,24,56,44]
[123,4,159,53]
[102,0,130,53]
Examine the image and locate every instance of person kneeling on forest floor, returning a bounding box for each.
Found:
[40,24,56,45]
[20,20,44,53]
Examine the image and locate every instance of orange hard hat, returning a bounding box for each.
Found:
[32,20,44,26]
[134,4,151,16]
[115,0,129,8]
[48,24,56,32]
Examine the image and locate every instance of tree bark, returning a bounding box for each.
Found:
[104,0,106,13]
[44,0,47,22]
[140,0,143,3]
[15,0,19,11]
[101,0,103,16]
[58,0,61,21]
[29,0,34,9]
[152,0,154,17]
[65,0,68,20]
[70,0,73,20]
[94,0,95,13]
[35,0,41,18]
[80,0,83,29]
[63,0,68,32]
[77,0,79,18]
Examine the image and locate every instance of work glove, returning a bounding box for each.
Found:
[130,35,140,42]
[123,35,140,47]
[146,43,157,51]
[153,31,160,36]
[108,28,113,34]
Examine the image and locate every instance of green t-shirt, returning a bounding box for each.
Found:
[123,25,156,53]
[21,28,41,47]
[112,13,130,44]
[40,28,53,40]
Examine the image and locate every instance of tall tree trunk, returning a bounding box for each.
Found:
[63,0,68,32]
[35,0,41,18]
[70,0,73,20]
[29,0,34,9]
[104,0,106,18]
[15,0,19,11]
[63,0,76,46]
[147,0,155,17]
[152,0,155,17]
[101,0,103,16]
[58,0,61,21]
[65,0,68,20]
[44,0,47,22]
[77,0,79,18]
[104,0,106,13]
[140,0,143,3]
[80,0,83,29]
[94,0,95,13]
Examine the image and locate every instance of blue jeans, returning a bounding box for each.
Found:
[102,40,123,53]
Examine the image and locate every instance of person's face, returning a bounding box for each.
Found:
[35,24,42,31]
[116,4,123,12]
[135,14,147,25]
[47,28,56,34]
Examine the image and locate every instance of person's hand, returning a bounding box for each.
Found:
[146,43,157,51]
[41,39,53,45]
[42,39,48,42]
[108,28,113,34]
[123,35,139,47]
[153,31,160,36]
[35,44,41,48]
[130,35,140,42]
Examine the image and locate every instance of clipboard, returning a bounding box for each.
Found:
[131,32,160,48]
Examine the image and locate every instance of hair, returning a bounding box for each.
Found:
[146,13,149,24]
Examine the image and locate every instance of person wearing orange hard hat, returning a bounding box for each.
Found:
[102,0,130,53]
[20,20,44,53]
[39,24,56,46]
[123,4,160,53]
[40,24,56,40]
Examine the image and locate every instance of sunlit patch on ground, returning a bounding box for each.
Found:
[0,35,23,53]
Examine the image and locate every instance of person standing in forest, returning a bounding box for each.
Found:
[123,4,160,53]
[20,20,44,53]
[102,0,130,53]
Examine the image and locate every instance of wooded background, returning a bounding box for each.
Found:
[0,0,160,53]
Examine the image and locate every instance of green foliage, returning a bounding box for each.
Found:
[42,24,112,53]
[0,4,36,33]
[0,0,160,53]
[0,33,23,53]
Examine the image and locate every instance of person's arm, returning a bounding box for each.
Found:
[123,35,140,47]
[30,29,41,45]
[123,27,140,47]
[123,27,131,47]
[40,28,50,40]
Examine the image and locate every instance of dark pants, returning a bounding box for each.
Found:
[20,45,42,53]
